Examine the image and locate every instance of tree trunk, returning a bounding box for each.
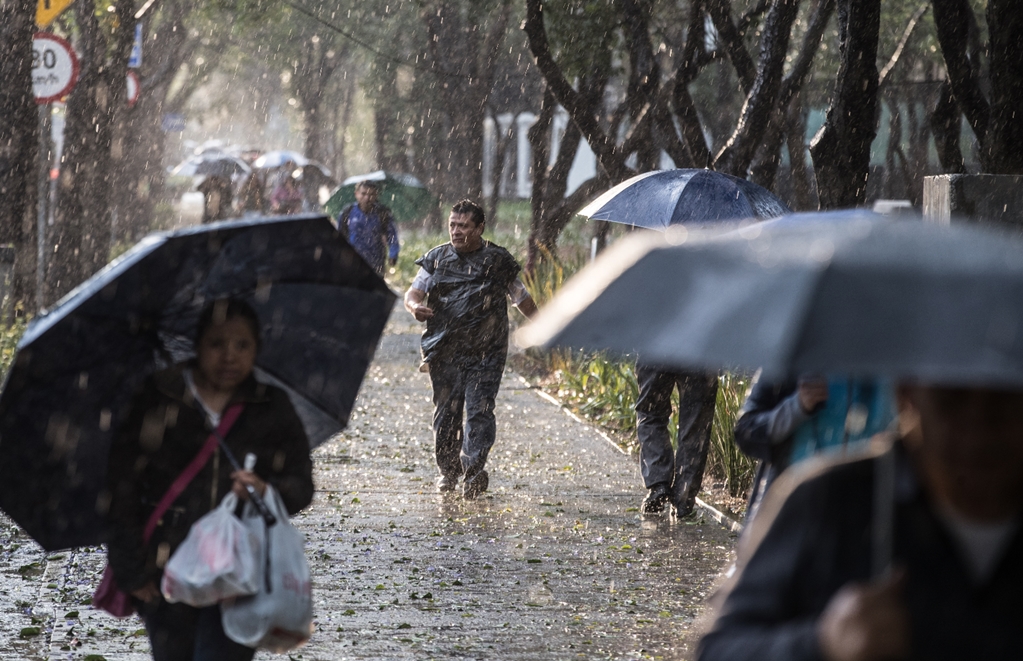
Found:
[984,0,1023,174]
[48,0,135,303]
[0,0,39,314]
[809,0,881,209]
[785,98,817,210]
[930,80,965,174]
[420,0,511,204]
[714,0,800,178]
[931,0,989,155]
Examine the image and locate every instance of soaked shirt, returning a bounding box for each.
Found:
[414,241,521,369]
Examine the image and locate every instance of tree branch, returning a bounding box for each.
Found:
[878,2,929,88]
[707,0,756,94]
[714,0,801,177]
[523,0,624,179]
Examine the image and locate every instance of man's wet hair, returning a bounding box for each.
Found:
[195,298,262,350]
[451,199,485,227]
[357,180,380,191]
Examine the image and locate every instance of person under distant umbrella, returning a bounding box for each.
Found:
[236,172,266,217]
[270,175,303,215]
[336,180,400,275]
[104,299,314,660]
[198,174,233,223]
[582,169,790,518]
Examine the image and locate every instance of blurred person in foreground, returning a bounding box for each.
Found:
[697,383,1023,661]
[336,180,400,276]
[105,299,314,660]
[404,199,537,499]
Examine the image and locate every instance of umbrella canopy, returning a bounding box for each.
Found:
[324,170,439,223]
[253,150,308,169]
[0,215,396,550]
[518,211,1023,387]
[579,168,790,229]
[170,155,251,179]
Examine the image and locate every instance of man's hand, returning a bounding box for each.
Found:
[818,571,910,661]
[411,303,434,322]
[798,377,829,413]
[404,287,434,322]
[231,470,267,501]
[131,581,161,604]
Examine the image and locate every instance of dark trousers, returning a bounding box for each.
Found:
[139,598,255,661]
[635,364,719,509]
[429,360,504,484]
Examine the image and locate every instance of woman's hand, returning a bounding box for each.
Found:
[231,470,267,501]
[131,582,161,604]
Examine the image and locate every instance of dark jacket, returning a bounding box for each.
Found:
[733,378,803,511]
[697,441,1023,661]
[105,365,314,593]
[415,241,520,370]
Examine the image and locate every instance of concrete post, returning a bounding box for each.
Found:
[922,174,1023,226]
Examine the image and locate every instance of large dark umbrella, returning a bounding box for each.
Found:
[0,215,396,550]
[579,168,789,228]
[518,211,1023,387]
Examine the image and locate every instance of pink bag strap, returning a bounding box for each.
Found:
[141,404,244,543]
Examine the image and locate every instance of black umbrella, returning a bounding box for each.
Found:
[0,214,396,550]
[171,155,251,179]
[518,211,1023,387]
[578,168,789,229]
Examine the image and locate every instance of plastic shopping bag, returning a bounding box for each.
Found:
[161,493,261,607]
[221,486,313,652]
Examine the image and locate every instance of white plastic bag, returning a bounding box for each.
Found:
[221,485,313,652]
[160,492,261,607]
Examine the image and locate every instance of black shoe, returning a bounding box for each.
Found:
[463,471,489,500]
[437,475,458,493]
[641,483,671,514]
[671,494,697,519]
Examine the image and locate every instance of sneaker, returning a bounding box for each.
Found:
[462,471,489,500]
[640,483,671,514]
[437,475,458,493]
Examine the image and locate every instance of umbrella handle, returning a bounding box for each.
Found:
[871,442,895,579]
[217,438,277,527]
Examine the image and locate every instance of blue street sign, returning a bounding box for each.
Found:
[162,113,186,132]
[128,23,142,68]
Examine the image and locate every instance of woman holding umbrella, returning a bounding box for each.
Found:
[104,299,314,660]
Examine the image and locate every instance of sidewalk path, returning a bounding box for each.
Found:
[0,317,736,660]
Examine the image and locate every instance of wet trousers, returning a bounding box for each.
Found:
[429,359,504,485]
[140,598,255,661]
[635,364,719,511]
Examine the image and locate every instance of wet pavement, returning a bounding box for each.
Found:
[0,315,736,660]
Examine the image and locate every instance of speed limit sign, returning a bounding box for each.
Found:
[32,32,79,104]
